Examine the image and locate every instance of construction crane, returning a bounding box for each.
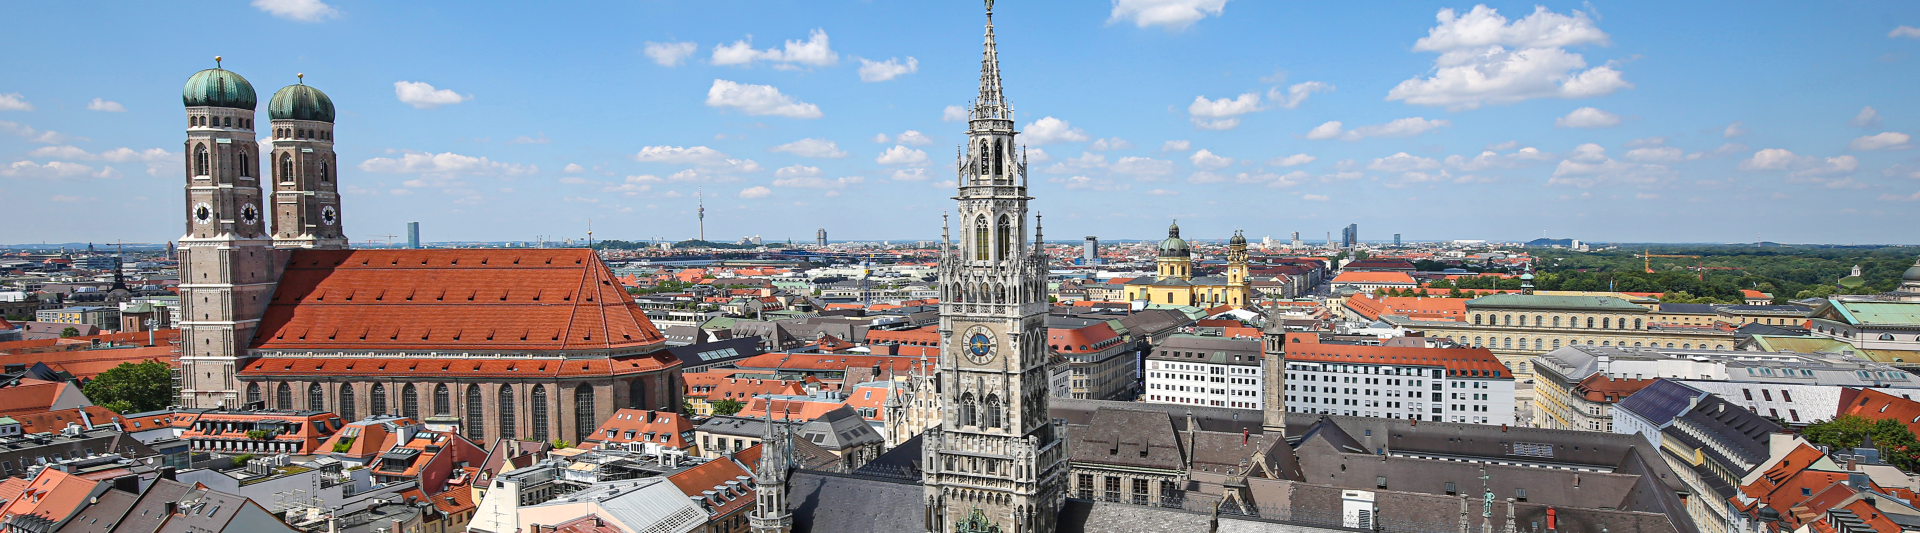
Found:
[1640,247,1701,273]
[366,234,400,248]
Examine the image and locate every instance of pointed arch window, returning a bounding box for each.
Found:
[628,380,647,409]
[466,385,485,441]
[319,159,329,183]
[433,384,451,416]
[530,385,550,442]
[984,394,1002,429]
[237,152,249,177]
[402,384,419,419]
[279,154,294,183]
[574,384,596,444]
[371,383,388,415]
[194,144,209,177]
[959,392,977,427]
[307,383,324,411]
[246,383,262,406]
[996,215,1013,261]
[339,385,356,422]
[992,139,1004,176]
[499,385,517,439]
[978,139,991,176]
[974,216,990,261]
[276,383,292,410]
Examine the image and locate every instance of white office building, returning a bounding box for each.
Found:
[1281,334,1517,425]
[1143,334,1265,410]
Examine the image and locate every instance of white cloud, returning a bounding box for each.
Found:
[1879,190,1920,202]
[1303,117,1450,141]
[563,163,586,173]
[643,41,698,67]
[1554,107,1621,128]
[1161,140,1191,152]
[1053,176,1131,192]
[739,186,772,199]
[1622,146,1683,163]
[1272,81,1333,109]
[1267,154,1316,167]
[1108,0,1228,31]
[1111,156,1175,178]
[894,130,932,146]
[1148,189,1180,196]
[1302,194,1330,201]
[85,98,125,112]
[1485,140,1520,151]
[942,105,968,122]
[1733,148,1860,184]
[0,120,72,143]
[1189,149,1233,170]
[393,81,470,109]
[1891,26,1920,39]
[1850,132,1911,151]
[1850,106,1883,128]
[26,145,175,175]
[710,29,837,69]
[1723,122,1748,138]
[770,138,847,158]
[1022,116,1089,144]
[631,146,763,174]
[1368,153,1441,172]
[0,161,118,180]
[508,133,550,145]
[890,168,928,181]
[774,175,864,189]
[1445,147,1551,171]
[558,177,590,185]
[1623,136,1666,148]
[1389,6,1626,110]
[0,93,32,111]
[1739,148,1803,171]
[1049,152,1108,173]
[1548,143,1676,188]
[1190,93,1262,118]
[875,145,930,166]
[1686,143,1748,160]
[705,80,821,119]
[1088,138,1133,151]
[1192,118,1240,130]
[359,150,536,176]
[857,57,918,82]
[1026,148,1052,163]
[774,164,821,179]
[251,0,337,21]
[1790,155,1859,179]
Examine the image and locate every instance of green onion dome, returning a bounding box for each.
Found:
[268,79,335,123]
[182,58,257,110]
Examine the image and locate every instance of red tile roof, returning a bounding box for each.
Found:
[866,327,940,347]
[733,353,935,374]
[1048,322,1120,354]
[0,468,97,526]
[0,379,81,418]
[9,406,124,433]
[667,457,755,519]
[1282,333,1510,377]
[251,249,664,352]
[737,398,844,422]
[1835,388,1920,435]
[585,409,694,449]
[1572,374,1656,403]
[1330,271,1417,285]
[241,351,676,379]
[1343,295,1467,322]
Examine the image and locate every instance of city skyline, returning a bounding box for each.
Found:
[3,1,1920,244]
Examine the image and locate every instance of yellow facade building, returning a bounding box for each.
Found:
[1124,222,1252,308]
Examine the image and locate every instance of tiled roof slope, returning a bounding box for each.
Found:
[252,249,664,352]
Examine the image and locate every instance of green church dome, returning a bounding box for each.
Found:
[268,80,335,123]
[182,59,257,110]
[1158,221,1190,258]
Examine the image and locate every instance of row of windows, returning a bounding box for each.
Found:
[1474,313,1643,330]
[1470,335,1726,352]
[191,115,252,129]
[275,127,332,141]
[246,382,622,443]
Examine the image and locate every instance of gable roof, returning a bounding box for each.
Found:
[251,249,664,352]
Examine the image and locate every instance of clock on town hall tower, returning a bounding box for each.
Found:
[920,2,1069,532]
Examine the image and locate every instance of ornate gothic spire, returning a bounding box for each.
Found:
[974,0,1009,120]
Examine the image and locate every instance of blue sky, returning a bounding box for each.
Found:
[3,0,1920,246]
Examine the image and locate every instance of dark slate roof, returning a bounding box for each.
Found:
[1058,500,1212,532]
[853,433,921,478]
[116,478,200,532]
[1615,379,1705,428]
[786,471,923,533]
[790,435,845,472]
[1658,303,1718,315]
[1665,393,1777,471]
[1118,309,1194,338]
[798,404,885,452]
[1067,407,1184,471]
[60,485,139,533]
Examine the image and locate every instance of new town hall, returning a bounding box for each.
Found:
[173,62,681,447]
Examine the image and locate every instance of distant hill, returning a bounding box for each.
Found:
[1526,238,1575,247]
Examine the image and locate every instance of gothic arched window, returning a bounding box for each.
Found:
[466,385,485,441]
[574,384,596,444]
[992,139,1004,176]
[959,392,977,427]
[319,160,329,183]
[499,385,517,439]
[628,380,646,410]
[237,152,249,177]
[307,383,324,411]
[194,144,209,176]
[978,139,991,176]
[402,384,420,419]
[339,384,356,422]
[984,394,1002,429]
[975,216,990,261]
[530,385,550,442]
[276,383,292,410]
[246,383,261,406]
[280,154,293,183]
[371,383,387,415]
[434,384,451,415]
[996,215,1012,261]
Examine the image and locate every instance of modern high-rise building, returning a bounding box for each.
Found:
[1342,223,1358,248]
[921,3,1067,531]
[1393,233,1401,247]
[1081,236,1097,265]
[407,221,420,249]
[816,228,826,247]
[1290,231,1302,249]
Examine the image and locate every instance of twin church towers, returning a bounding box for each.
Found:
[176,58,345,408]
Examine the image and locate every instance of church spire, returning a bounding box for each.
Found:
[974,0,1009,121]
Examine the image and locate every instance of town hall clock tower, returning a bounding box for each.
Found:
[922,2,1067,532]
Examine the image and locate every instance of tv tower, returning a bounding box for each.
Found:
[697,187,706,242]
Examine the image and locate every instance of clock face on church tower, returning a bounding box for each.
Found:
[963,325,998,365]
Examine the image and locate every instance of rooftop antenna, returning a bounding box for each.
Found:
[587,218,594,249]
[697,187,706,242]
